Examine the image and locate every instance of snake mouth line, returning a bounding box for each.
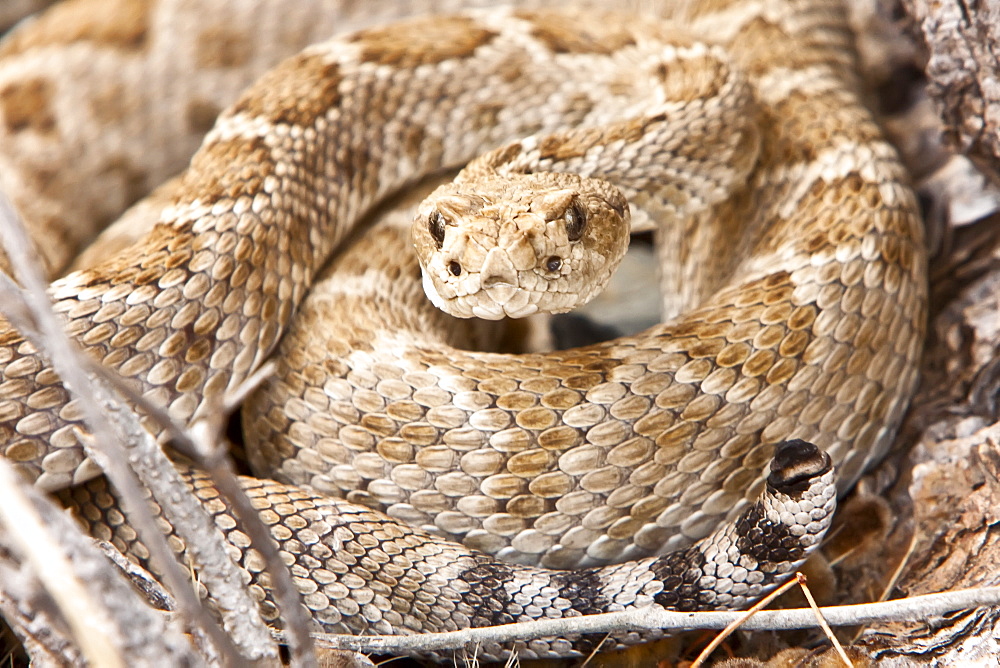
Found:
[485,282,519,302]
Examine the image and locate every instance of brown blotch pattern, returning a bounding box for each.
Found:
[24,165,60,201]
[728,15,854,82]
[180,135,275,204]
[683,0,754,17]
[194,27,252,69]
[1,78,56,135]
[352,15,496,67]
[470,101,504,133]
[402,124,427,158]
[536,116,660,162]
[655,53,729,104]
[231,53,341,127]
[89,84,131,125]
[515,10,636,54]
[537,131,596,162]
[0,0,151,58]
[764,88,883,166]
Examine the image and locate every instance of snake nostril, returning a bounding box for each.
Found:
[448,261,462,276]
[546,256,562,272]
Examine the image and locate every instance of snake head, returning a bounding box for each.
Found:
[411,171,630,319]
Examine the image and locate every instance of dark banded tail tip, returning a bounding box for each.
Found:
[767,439,833,492]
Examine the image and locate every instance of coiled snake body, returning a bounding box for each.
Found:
[0,0,926,660]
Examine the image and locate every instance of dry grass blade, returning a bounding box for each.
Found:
[0,192,272,663]
[690,573,803,668]
[0,457,198,666]
[797,575,851,666]
[580,632,612,666]
[85,359,319,667]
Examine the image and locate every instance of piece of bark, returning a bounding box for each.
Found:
[904,0,1000,183]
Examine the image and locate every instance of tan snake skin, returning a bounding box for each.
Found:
[0,0,925,660]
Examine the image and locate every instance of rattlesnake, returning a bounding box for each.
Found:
[0,0,925,661]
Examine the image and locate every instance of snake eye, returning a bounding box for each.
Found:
[564,200,587,242]
[448,261,462,276]
[429,211,447,248]
[546,256,562,272]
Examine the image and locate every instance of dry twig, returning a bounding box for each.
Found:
[0,457,198,665]
[84,358,319,666]
[309,584,1000,655]
[0,191,278,663]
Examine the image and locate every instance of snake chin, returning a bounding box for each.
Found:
[476,290,540,320]
[419,269,540,319]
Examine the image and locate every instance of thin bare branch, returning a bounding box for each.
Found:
[0,567,84,668]
[95,540,177,613]
[191,418,320,668]
[87,355,318,667]
[309,585,1000,655]
[221,360,277,417]
[0,457,198,666]
[0,192,273,663]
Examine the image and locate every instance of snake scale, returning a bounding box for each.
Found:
[0,0,926,661]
